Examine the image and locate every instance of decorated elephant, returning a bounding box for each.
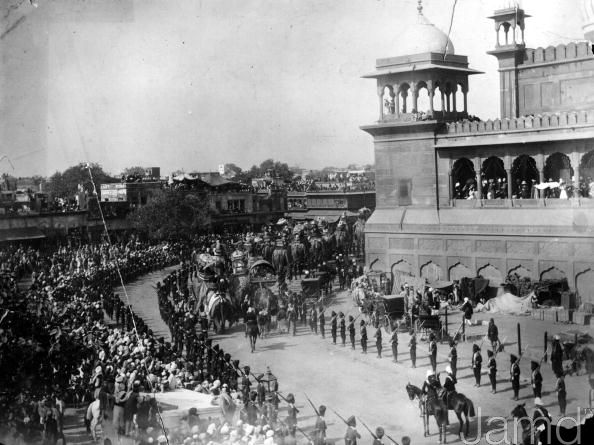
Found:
[271,239,291,286]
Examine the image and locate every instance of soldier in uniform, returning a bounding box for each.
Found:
[448,340,458,379]
[441,365,456,407]
[360,320,368,354]
[348,315,356,350]
[344,416,361,445]
[310,306,318,334]
[373,427,385,445]
[339,312,346,346]
[531,360,543,398]
[408,330,417,368]
[319,307,326,339]
[285,393,299,428]
[555,373,567,416]
[428,333,437,374]
[390,327,398,362]
[374,324,382,358]
[314,405,327,445]
[550,334,564,378]
[487,350,497,393]
[330,311,338,344]
[472,344,483,387]
[241,366,252,402]
[510,354,521,401]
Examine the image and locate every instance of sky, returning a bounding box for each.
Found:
[0,0,587,177]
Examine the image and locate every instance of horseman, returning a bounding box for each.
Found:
[244,307,259,353]
[440,365,457,407]
[422,370,442,417]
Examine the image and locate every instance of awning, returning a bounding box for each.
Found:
[0,227,46,242]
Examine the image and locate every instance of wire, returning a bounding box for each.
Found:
[85,164,171,445]
[443,0,458,61]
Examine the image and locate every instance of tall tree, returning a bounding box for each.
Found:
[47,163,118,198]
[127,189,210,240]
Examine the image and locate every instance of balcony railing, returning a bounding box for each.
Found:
[450,198,594,208]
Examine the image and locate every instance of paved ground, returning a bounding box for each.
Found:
[64,270,594,445]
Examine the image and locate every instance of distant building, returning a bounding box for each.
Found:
[361,2,594,304]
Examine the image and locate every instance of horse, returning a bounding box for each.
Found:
[510,403,594,445]
[246,320,259,353]
[406,383,449,443]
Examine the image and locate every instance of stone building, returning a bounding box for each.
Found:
[362,2,594,304]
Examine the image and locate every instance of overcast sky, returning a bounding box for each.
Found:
[0,0,587,177]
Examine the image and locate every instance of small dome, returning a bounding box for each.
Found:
[394,2,455,57]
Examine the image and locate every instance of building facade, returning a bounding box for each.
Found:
[362,3,594,304]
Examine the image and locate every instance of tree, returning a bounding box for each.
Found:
[247,159,294,182]
[47,163,118,198]
[122,166,146,178]
[127,189,210,240]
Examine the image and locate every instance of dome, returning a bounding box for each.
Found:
[393,2,455,57]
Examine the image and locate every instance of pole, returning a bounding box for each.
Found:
[444,306,448,338]
[517,323,521,358]
[544,331,548,363]
[462,315,466,342]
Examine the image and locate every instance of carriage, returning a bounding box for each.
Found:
[415,313,444,340]
[301,276,322,300]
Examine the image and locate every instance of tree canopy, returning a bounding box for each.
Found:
[47,163,118,199]
[247,159,293,182]
[127,189,210,240]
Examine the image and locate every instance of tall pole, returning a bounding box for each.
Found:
[517,323,522,357]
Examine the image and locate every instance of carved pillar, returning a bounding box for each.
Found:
[378,87,384,120]
[570,151,581,194]
[535,153,545,198]
[504,155,512,199]
[395,88,400,117]
[428,85,435,116]
[474,157,482,199]
[401,91,408,114]
[411,83,418,113]
[449,169,455,201]
[440,88,445,113]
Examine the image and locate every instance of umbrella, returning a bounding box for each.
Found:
[276,218,288,225]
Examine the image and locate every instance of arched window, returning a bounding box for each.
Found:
[511,155,539,199]
[455,84,464,113]
[399,83,410,114]
[481,156,507,199]
[382,86,395,115]
[416,81,431,116]
[452,158,476,199]
[433,85,443,112]
[544,152,573,183]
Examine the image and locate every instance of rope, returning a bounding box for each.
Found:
[85,164,171,445]
[443,0,458,61]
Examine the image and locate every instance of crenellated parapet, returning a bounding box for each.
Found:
[445,110,594,135]
[523,42,593,65]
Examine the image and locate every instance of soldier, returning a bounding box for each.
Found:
[422,369,442,395]
[314,405,327,445]
[510,354,521,401]
[487,318,499,353]
[310,306,318,334]
[487,350,497,393]
[390,327,398,362]
[531,361,543,398]
[472,344,482,387]
[344,416,361,445]
[374,324,382,358]
[319,307,326,339]
[360,320,368,354]
[241,366,252,402]
[408,330,417,368]
[348,315,356,350]
[550,335,564,380]
[331,311,338,344]
[339,312,346,346]
[428,333,438,374]
[285,393,299,428]
[373,427,385,445]
[448,340,458,379]
[441,365,457,406]
[301,299,308,325]
[555,373,567,416]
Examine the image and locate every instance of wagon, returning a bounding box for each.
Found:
[301,277,322,300]
[416,313,443,341]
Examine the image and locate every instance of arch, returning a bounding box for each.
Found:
[399,83,410,114]
[481,156,507,199]
[576,269,594,305]
[580,149,594,183]
[511,154,539,198]
[539,266,566,281]
[477,263,503,287]
[507,265,531,279]
[416,81,431,115]
[452,157,476,199]
[544,152,573,183]
[455,83,464,113]
[433,84,444,112]
[382,85,395,116]
[420,260,443,282]
[449,262,474,281]
[391,260,414,293]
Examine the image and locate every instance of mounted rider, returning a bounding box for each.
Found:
[439,365,457,407]
[421,369,442,415]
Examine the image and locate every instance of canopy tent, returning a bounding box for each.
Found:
[477,292,532,314]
